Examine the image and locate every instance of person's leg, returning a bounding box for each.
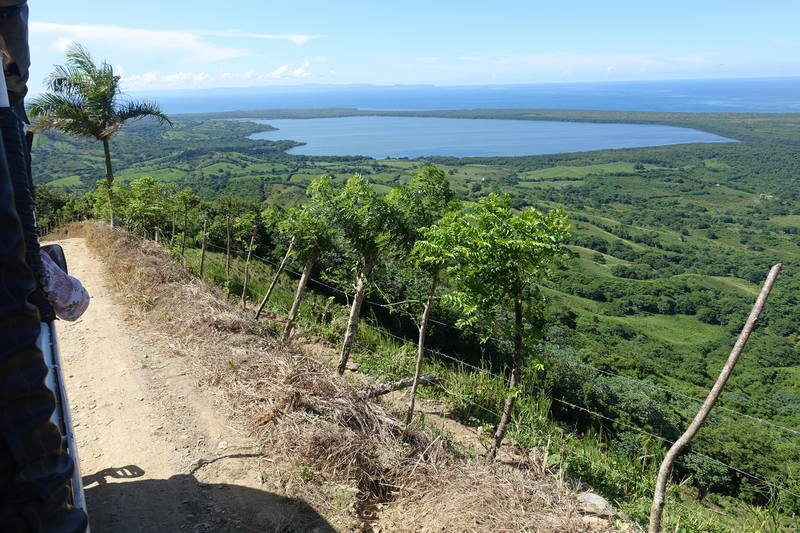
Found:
[0,110,86,532]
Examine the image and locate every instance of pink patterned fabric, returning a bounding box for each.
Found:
[40,250,90,321]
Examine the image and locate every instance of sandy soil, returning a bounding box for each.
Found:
[53,238,335,533]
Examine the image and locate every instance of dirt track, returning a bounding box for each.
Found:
[54,238,336,532]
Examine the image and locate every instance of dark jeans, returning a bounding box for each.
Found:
[0,107,87,532]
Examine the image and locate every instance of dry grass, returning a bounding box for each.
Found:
[66,221,609,532]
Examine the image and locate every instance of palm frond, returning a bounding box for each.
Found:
[47,64,85,95]
[65,43,98,77]
[28,93,102,138]
[114,100,173,127]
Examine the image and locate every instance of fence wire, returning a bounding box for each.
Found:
[191,238,800,504]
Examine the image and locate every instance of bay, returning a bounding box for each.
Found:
[249,116,735,158]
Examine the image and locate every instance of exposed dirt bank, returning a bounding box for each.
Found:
[54,238,335,532]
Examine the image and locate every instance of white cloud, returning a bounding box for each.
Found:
[204,30,322,45]
[270,60,312,79]
[53,37,72,53]
[270,65,289,78]
[31,21,248,63]
[30,22,322,68]
[123,70,211,89]
[121,59,314,89]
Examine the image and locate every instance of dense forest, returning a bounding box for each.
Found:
[33,109,800,529]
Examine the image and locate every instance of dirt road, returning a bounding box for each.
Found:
[53,238,335,532]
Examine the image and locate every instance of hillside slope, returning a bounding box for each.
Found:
[50,223,619,532]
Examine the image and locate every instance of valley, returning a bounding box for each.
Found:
[32,108,800,529]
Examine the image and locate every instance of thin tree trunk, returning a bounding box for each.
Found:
[648,264,781,533]
[255,237,294,319]
[101,138,116,227]
[180,208,188,263]
[241,229,256,307]
[199,219,207,280]
[171,212,177,244]
[487,295,524,463]
[225,216,231,284]
[337,253,376,375]
[406,271,439,425]
[282,249,319,343]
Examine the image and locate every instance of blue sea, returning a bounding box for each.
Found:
[139,77,800,115]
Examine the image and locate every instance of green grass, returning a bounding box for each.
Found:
[609,313,726,346]
[770,215,800,228]
[518,161,644,181]
[47,175,83,187]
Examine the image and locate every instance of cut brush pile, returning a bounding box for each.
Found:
[60,221,618,532]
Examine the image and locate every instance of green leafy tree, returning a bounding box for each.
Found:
[279,203,335,342]
[120,176,172,236]
[404,210,460,423]
[448,194,571,461]
[310,175,397,375]
[388,165,455,248]
[28,43,171,226]
[387,165,457,423]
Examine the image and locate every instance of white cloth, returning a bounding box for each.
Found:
[40,250,90,321]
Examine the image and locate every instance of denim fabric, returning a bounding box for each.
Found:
[0,112,87,531]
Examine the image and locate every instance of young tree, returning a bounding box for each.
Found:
[28,43,171,226]
[388,165,455,247]
[233,211,259,306]
[404,211,460,424]
[448,194,571,461]
[310,175,397,375]
[254,202,293,320]
[387,165,457,424]
[255,237,294,319]
[212,196,250,293]
[279,204,335,342]
[174,188,199,262]
[120,176,172,236]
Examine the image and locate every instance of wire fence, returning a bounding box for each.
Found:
[207,241,800,437]
[355,325,800,502]
[183,235,800,515]
[206,237,800,438]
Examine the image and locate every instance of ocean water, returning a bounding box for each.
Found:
[249,116,735,158]
[141,77,800,115]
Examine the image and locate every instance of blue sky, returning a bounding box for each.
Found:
[28,0,800,93]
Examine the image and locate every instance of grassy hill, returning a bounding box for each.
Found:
[32,109,800,526]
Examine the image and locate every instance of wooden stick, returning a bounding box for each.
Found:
[199,219,207,280]
[255,237,294,320]
[369,374,440,398]
[241,229,256,307]
[648,263,782,533]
